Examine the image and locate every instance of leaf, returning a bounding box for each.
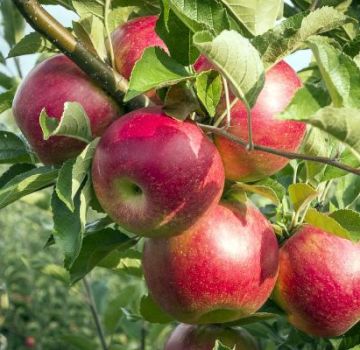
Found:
[234,178,285,205]
[0,163,36,188]
[0,88,16,114]
[307,36,360,108]
[196,70,223,117]
[69,228,135,284]
[61,335,98,350]
[52,179,91,269]
[157,5,199,65]
[56,139,99,211]
[304,208,351,240]
[219,0,283,36]
[193,30,264,107]
[0,166,58,209]
[213,341,233,350]
[72,0,105,19]
[163,82,201,120]
[169,0,231,35]
[253,7,352,68]
[39,102,93,143]
[0,0,25,48]
[8,32,55,58]
[329,209,360,242]
[0,131,33,164]
[125,47,193,101]
[288,183,318,212]
[0,72,17,90]
[223,312,279,327]
[140,295,174,324]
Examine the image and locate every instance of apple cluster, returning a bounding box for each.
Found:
[12,15,360,349]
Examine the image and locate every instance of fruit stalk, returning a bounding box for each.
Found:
[12,0,151,111]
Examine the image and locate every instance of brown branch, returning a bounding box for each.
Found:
[12,0,151,111]
[199,124,360,177]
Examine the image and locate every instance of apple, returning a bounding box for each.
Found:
[273,224,360,337]
[165,324,259,350]
[24,336,36,348]
[112,16,167,80]
[13,54,121,165]
[91,106,224,237]
[195,58,306,182]
[142,201,279,323]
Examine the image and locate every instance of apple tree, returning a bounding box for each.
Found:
[0,0,360,349]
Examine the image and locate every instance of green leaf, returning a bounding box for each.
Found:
[0,0,25,48]
[223,312,279,327]
[72,0,105,19]
[0,88,16,114]
[0,163,36,188]
[288,183,318,212]
[140,295,174,324]
[213,340,233,350]
[163,82,201,120]
[219,0,283,36]
[56,139,99,211]
[169,0,231,35]
[307,36,360,108]
[0,52,6,65]
[61,335,98,350]
[233,178,285,205]
[329,209,360,242]
[52,178,91,269]
[0,166,58,209]
[196,70,223,117]
[304,208,351,240]
[73,16,107,60]
[69,228,135,284]
[8,32,55,58]
[193,30,264,107]
[0,131,33,164]
[39,102,93,143]
[253,7,352,68]
[156,5,198,66]
[125,47,193,101]
[0,72,17,90]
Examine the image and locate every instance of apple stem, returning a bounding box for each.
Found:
[83,277,109,350]
[199,124,360,177]
[12,0,152,111]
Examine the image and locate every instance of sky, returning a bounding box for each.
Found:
[0,4,312,78]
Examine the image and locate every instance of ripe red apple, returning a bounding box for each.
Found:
[142,201,279,323]
[165,324,259,350]
[273,224,360,337]
[195,58,306,182]
[91,107,224,237]
[13,54,121,165]
[112,16,167,80]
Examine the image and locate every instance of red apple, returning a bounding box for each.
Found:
[112,16,167,80]
[142,201,279,323]
[195,58,306,182]
[24,336,36,348]
[273,224,360,337]
[13,54,121,165]
[91,107,224,237]
[165,324,259,350]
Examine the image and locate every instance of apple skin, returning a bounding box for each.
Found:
[91,107,224,237]
[13,54,121,165]
[24,336,36,349]
[195,58,306,182]
[112,16,167,80]
[273,224,360,337]
[142,201,279,323]
[165,324,259,350]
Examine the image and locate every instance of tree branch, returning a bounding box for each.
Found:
[12,0,151,111]
[199,124,360,177]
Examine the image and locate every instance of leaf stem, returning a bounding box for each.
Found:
[222,76,231,128]
[83,277,108,350]
[199,124,360,177]
[12,0,151,111]
[14,57,23,79]
[245,102,254,151]
[214,98,238,128]
[104,0,115,70]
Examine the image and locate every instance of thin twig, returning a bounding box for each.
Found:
[83,277,108,350]
[199,124,360,177]
[310,0,321,11]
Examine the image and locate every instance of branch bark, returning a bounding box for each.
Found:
[199,124,360,177]
[12,0,150,111]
